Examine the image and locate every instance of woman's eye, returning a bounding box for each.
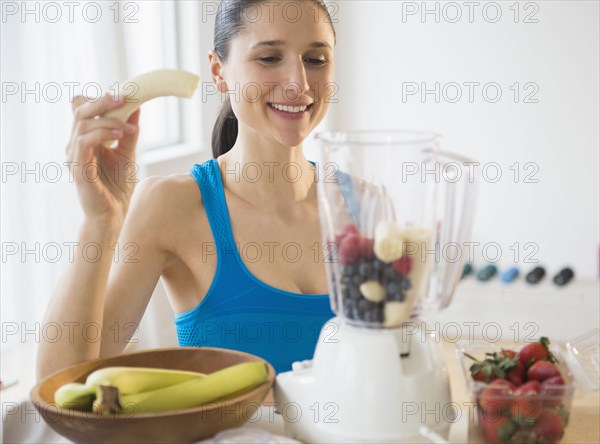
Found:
[259,57,279,63]
[307,58,326,66]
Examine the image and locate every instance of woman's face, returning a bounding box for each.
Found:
[211,1,336,148]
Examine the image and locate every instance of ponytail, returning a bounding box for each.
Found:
[211,96,238,158]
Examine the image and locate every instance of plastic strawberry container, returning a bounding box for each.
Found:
[456,331,599,444]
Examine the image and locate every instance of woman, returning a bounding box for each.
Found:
[37,0,338,378]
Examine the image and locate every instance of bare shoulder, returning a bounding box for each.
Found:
[123,173,204,248]
[131,173,202,211]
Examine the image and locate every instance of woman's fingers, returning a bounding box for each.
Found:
[73,92,125,122]
[114,108,141,156]
[73,128,124,162]
[66,117,135,158]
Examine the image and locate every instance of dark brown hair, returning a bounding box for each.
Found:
[211,0,337,158]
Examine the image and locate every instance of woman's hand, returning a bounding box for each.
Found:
[66,93,141,227]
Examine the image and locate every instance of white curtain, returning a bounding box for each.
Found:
[0,2,201,353]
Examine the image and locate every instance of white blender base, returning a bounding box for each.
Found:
[274,317,454,443]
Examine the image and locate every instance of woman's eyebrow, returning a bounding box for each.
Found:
[250,40,332,50]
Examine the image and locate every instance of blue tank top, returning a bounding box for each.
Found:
[174,158,336,374]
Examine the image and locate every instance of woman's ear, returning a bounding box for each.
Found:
[208,50,227,93]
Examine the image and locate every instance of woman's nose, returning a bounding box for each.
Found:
[283,57,310,99]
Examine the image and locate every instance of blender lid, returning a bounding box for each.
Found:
[565,328,600,392]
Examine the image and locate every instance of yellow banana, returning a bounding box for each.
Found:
[54,382,96,410]
[113,362,269,414]
[54,366,206,411]
[85,366,207,396]
[102,68,200,147]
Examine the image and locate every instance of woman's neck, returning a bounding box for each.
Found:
[218,136,318,218]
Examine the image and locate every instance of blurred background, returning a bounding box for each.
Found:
[1,1,598,371]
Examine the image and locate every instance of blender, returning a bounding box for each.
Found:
[273,131,478,443]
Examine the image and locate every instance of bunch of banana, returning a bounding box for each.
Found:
[54,362,268,415]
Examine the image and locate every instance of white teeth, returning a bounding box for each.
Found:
[270,103,308,113]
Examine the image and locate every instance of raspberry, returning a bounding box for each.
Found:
[335,223,359,248]
[393,256,413,275]
[341,223,359,236]
[359,237,374,259]
[339,233,360,265]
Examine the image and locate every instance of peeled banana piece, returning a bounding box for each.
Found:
[115,362,269,414]
[402,226,433,302]
[102,69,200,147]
[374,220,405,263]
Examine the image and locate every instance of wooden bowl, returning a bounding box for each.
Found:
[30,347,275,443]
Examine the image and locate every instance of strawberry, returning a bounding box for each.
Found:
[479,379,515,416]
[498,349,517,359]
[339,233,360,265]
[467,349,523,386]
[509,380,543,426]
[540,375,566,408]
[518,337,557,367]
[531,408,566,444]
[505,362,524,387]
[392,255,412,275]
[358,237,375,259]
[465,353,502,383]
[528,361,561,383]
[477,410,516,444]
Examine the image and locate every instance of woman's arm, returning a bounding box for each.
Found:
[36,93,170,380]
[36,177,169,380]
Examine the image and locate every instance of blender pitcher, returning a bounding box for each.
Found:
[317,130,478,326]
[274,130,478,443]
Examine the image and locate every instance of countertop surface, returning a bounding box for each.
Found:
[2,339,598,443]
[2,280,599,442]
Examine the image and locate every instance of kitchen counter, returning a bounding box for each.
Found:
[3,276,599,444]
[1,339,598,443]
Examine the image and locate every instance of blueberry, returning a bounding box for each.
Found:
[373,303,384,323]
[387,292,406,302]
[344,303,354,319]
[399,276,412,291]
[349,262,359,275]
[343,301,355,319]
[341,284,351,300]
[340,273,351,286]
[358,260,372,279]
[349,285,361,300]
[372,258,386,272]
[356,298,371,321]
[340,267,351,281]
[383,264,396,280]
[353,274,366,286]
[386,280,401,295]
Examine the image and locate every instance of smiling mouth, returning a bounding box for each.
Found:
[267,103,314,114]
